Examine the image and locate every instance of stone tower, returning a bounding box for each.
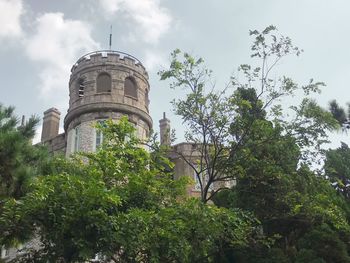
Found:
[64,50,152,155]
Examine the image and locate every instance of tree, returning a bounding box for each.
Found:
[296,224,350,263]
[159,26,337,203]
[215,129,350,262]
[0,117,259,262]
[324,142,350,198]
[329,100,350,128]
[156,25,344,262]
[0,104,50,259]
[0,104,47,201]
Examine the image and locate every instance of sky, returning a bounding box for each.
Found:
[0,0,350,147]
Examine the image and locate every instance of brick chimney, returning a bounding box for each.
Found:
[41,108,61,142]
[159,112,171,146]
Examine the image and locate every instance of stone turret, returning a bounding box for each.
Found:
[41,107,61,142]
[64,50,152,155]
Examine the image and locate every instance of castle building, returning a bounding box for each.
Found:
[1,50,155,262]
[38,49,221,198]
[1,49,229,262]
[40,50,152,156]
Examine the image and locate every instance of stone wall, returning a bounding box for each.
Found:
[43,133,66,154]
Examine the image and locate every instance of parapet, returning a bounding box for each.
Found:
[70,50,148,77]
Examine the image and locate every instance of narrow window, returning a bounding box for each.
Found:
[145,89,149,107]
[78,79,85,97]
[74,126,80,152]
[96,73,112,93]
[95,130,103,149]
[95,120,106,151]
[193,165,213,192]
[124,77,138,99]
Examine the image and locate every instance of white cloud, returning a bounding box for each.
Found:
[0,0,23,38]
[100,0,121,13]
[99,0,172,44]
[24,13,100,99]
[143,49,167,71]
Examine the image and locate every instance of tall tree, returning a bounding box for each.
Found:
[159,26,337,202]
[324,142,350,199]
[329,100,350,128]
[0,104,47,201]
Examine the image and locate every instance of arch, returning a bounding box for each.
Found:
[96,73,112,93]
[124,77,138,99]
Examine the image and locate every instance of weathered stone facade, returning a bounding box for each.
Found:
[2,50,154,263]
[40,50,152,156]
[2,49,235,263]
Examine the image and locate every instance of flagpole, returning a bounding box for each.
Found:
[109,25,112,50]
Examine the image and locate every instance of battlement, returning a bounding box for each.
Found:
[70,50,147,76]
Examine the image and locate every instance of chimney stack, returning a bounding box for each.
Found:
[41,108,61,142]
[159,112,171,146]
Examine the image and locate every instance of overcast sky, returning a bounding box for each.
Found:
[1,0,349,146]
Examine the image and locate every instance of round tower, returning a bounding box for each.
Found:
[64,50,152,155]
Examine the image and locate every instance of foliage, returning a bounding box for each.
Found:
[296,224,350,263]
[329,100,350,128]
[0,104,48,201]
[159,26,338,203]
[0,117,258,262]
[230,119,299,221]
[324,142,350,199]
[114,199,259,263]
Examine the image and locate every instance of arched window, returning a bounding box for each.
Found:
[77,78,85,97]
[124,77,138,99]
[96,73,111,93]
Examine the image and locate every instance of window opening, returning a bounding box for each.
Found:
[124,77,138,99]
[97,73,112,93]
[78,79,85,97]
[193,166,214,192]
[95,120,106,150]
[74,126,80,152]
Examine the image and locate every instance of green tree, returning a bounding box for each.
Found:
[215,129,350,261]
[296,224,350,263]
[324,142,350,199]
[1,117,259,262]
[329,100,350,128]
[159,26,337,203]
[0,104,47,201]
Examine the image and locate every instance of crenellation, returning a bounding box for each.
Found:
[71,51,147,76]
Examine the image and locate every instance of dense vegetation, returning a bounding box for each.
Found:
[1,26,350,262]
